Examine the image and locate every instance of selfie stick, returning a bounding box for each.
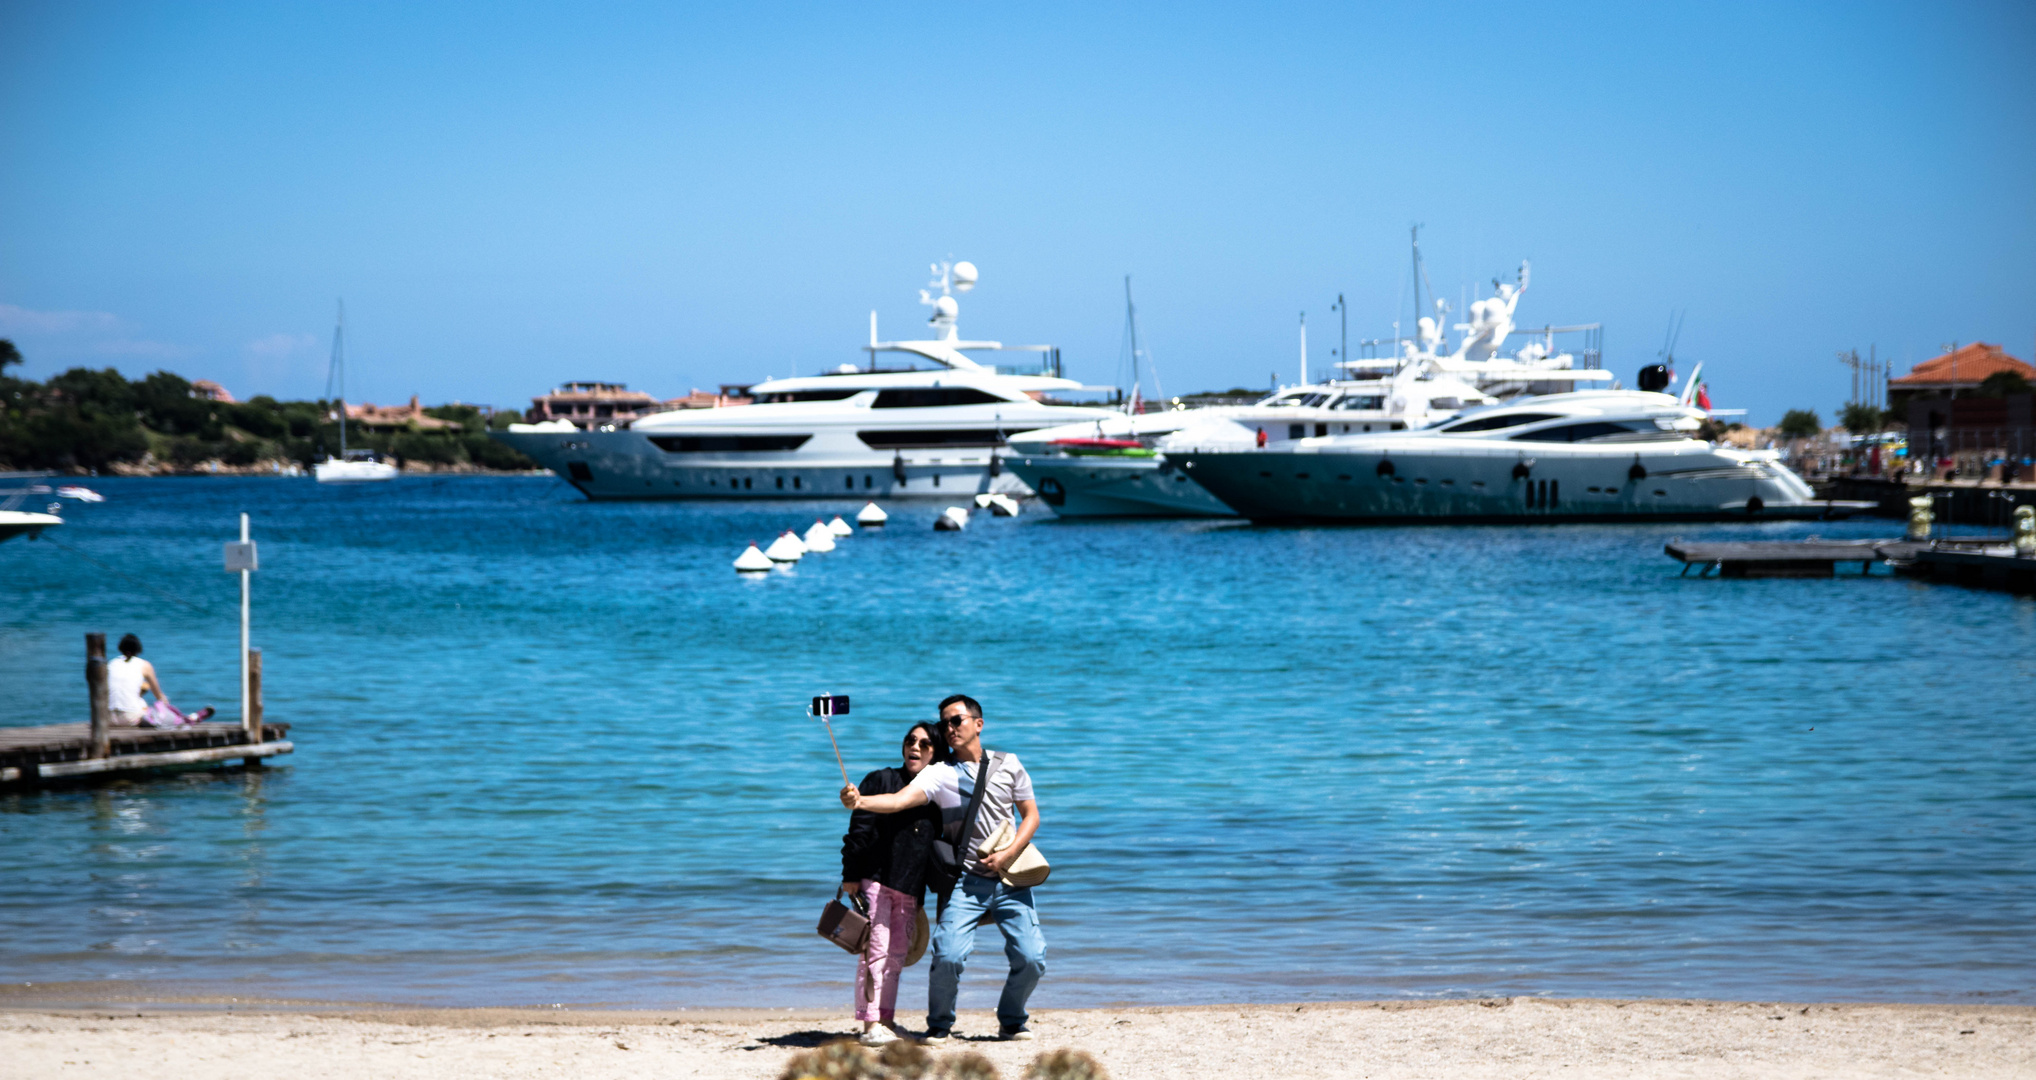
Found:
[814,695,850,788]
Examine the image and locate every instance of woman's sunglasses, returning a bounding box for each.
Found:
[904,738,936,750]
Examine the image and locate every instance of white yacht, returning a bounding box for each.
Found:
[1171,370,1830,523]
[492,262,1118,499]
[1009,260,1614,517]
[314,302,398,484]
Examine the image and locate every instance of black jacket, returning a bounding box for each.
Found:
[841,766,943,900]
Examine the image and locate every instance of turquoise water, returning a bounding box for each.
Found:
[3,476,2032,1009]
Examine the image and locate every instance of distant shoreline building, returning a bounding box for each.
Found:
[525,381,753,429]
[1888,343,2033,407]
[346,395,462,431]
[1891,343,2034,468]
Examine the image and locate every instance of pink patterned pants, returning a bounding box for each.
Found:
[854,879,918,1022]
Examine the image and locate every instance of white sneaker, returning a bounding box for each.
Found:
[999,1026,1035,1041]
[859,1025,900,1047]
[921,1029,952,1045]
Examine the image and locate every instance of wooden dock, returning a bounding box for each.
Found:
[1,630,294,787]
[1665,538,1926,577]
[1895,543,2036,594]
[0,721,292,784]
[1666,535,2029,586]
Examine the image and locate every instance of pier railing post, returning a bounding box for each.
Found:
[85,632,110,760]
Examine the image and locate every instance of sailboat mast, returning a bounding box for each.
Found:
[1124,275,1141,411]
[332,301,347,458]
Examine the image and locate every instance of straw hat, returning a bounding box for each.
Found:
[978,822,1051,888]
[903,906,930,967]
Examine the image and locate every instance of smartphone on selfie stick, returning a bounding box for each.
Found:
[810,694,851,786]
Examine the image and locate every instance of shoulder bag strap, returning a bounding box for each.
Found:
[954,751,998,873]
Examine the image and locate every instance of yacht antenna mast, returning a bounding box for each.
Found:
[1410,225,1423,353]
[1299,311,1308,386]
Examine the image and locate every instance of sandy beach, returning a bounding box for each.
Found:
[2,993,2029,1080]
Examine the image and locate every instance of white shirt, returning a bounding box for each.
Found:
[108,655,148,714]
[907,752,1036,877]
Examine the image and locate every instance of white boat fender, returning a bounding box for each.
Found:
[802,520,837,552]
[764,531,805,562]
[856,502,889,527]
[988,494,1020,517]
[733,543,774,573]
[934,506,969,531]
[827,515,854,537]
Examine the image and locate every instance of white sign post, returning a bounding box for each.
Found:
[223,514,257,735]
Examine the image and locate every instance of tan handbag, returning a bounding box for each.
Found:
[978,821,1051,888]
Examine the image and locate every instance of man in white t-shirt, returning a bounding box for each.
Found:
[841,693,1044,1043]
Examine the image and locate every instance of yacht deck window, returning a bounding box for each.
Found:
[648,434,813,452]
[1440,411,1561,433]
[758,390,863,403]
[858,429,1032,449]
[871,388,1010,408]
[1336,395,1386,410]
[1510,421,1657,443]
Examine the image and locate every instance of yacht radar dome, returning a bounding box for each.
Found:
[951,261,978,292]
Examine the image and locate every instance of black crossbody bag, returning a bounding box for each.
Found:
[928,752,997,894]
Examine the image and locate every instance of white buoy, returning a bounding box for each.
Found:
[733,543,773,573]
[827,515,853,537]
[764,531,805,562]
[856,502,889,527]
[934,506,969,531]
[974,493,997,509]
[803,519,836,552]
[987,494,1021,517]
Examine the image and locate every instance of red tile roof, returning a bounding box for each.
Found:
[1890,343,2033,387]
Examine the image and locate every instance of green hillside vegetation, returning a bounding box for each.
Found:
[0,340,535,473]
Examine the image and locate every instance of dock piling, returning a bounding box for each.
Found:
[85,632,110,759]
[244,648,264,766]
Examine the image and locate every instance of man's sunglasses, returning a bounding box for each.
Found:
[940,715,975,727]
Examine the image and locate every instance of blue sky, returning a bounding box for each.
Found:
[2,1,2031,424]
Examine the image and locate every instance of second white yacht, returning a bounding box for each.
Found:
[1171,369,1832,523]
[1008,260,1612,517]
[492,262,1118,500]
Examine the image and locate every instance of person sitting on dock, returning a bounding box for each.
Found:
[107,634,171,727]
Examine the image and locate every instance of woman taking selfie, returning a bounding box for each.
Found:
[840,721,947,1045]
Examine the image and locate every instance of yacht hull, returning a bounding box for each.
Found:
[314,460,398,483]
[491,428,1035,500]
[1008,455,1232,518]
[1,511,63,543]
[1174,441,1833,523]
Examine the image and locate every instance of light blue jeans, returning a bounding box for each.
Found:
[927,873,1046,1033]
